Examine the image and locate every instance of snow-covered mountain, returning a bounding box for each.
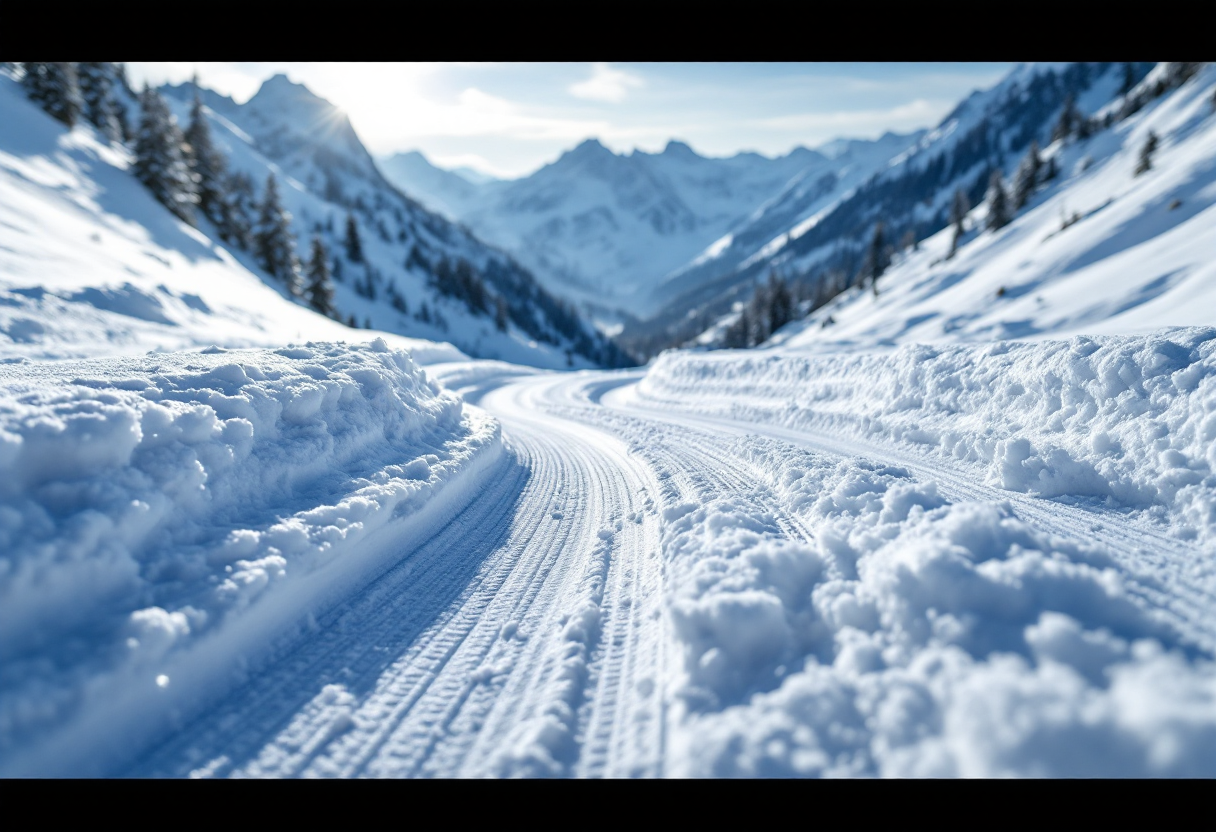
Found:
[378,150,488,222]
[157,75,627,369]
[0,73,467,363]
[770,62,1216,351]
[626,62,1164,357]
[381,138,880,321]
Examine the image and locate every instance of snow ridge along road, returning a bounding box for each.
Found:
[12,331,1214,777]
[132,370,669,778]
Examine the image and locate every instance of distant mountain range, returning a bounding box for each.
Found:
[380,137,908,324]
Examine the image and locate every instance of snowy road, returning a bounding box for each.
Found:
[131,369,669,778]
[101,343,1216,777]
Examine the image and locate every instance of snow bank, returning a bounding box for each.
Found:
[0,340,502,775]
[597,414,1216,776]
[641,328,1216,543]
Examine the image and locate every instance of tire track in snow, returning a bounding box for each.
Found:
[129,378,670,778]
[600,381,1216,655]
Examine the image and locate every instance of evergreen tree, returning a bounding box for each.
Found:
[1135,130,1158,176]
[723,307,749,349]
[1120,62,1136,97]
[77,62,121,141]
[1012,141,1042,210]
[111,63,134,143]
[254,174,301,294]
[986,170,1011,231]
[1042,154,1059,182]
[304,237,336,316]
[495,296,509,332]
[133,85,197,224]
[1051,93,1079,143]
[344,214,363,263]
[23,62,83,128]
[949,188,969,258]
[184,87,229,228]
[766,273,793,334]
[221,171,256,250]
[866,222,888,293]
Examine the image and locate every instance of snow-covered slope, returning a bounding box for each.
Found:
[0,74,458,364]
[630,62,1156,357]
[651,131,926,311]
[778,63,1216,350]
[160,76,625,369]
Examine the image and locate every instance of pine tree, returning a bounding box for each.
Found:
[949,188,969,258]
[723,307,750,349]
[766,273,793,333]
[866,222,888,293]
[495,296,509,332]
[1012,141,1042,211]
[344,214,363,263]
[1135,130,1158,176]
[254,174,301,294]
[221,171,256,250]
[304,237,336,316]
[111,63,134,143]
[1042,155,1059,183]
[77,62,121,141]
[1120,62,1136,97]
[1052,93,1079,143]
[184,88,229,228]
[22,62,83,128]
[986,170,1011,231]
[133,85,197,224]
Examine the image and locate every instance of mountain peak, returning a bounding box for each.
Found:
[662,139,698,159]
[571,137,611,156]
[249,73,331,114]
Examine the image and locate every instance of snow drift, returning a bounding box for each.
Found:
[549,324,1216,776]
[640,329,1216,543]
[0,340,503,775]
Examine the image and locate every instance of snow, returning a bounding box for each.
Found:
[588,327,1214,775]
[640,329,1216,543]
[0,74,462,365]
[3,62,1216,778]
[385,137,852,317]
[774,66,1216,352]
[0,341,502,775]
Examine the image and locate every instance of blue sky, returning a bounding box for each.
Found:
[127,62,1015,179]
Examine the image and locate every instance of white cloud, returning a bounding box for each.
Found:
[568,63,644,103]
[758,99,951,137]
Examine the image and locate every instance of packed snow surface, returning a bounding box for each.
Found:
[3,64,1215,779]
[0,341,501,775]
[7,329,1215,777]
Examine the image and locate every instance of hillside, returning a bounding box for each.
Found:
[628,62,1168,356]
[773,63,1216,351]
[0,74,462,364]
